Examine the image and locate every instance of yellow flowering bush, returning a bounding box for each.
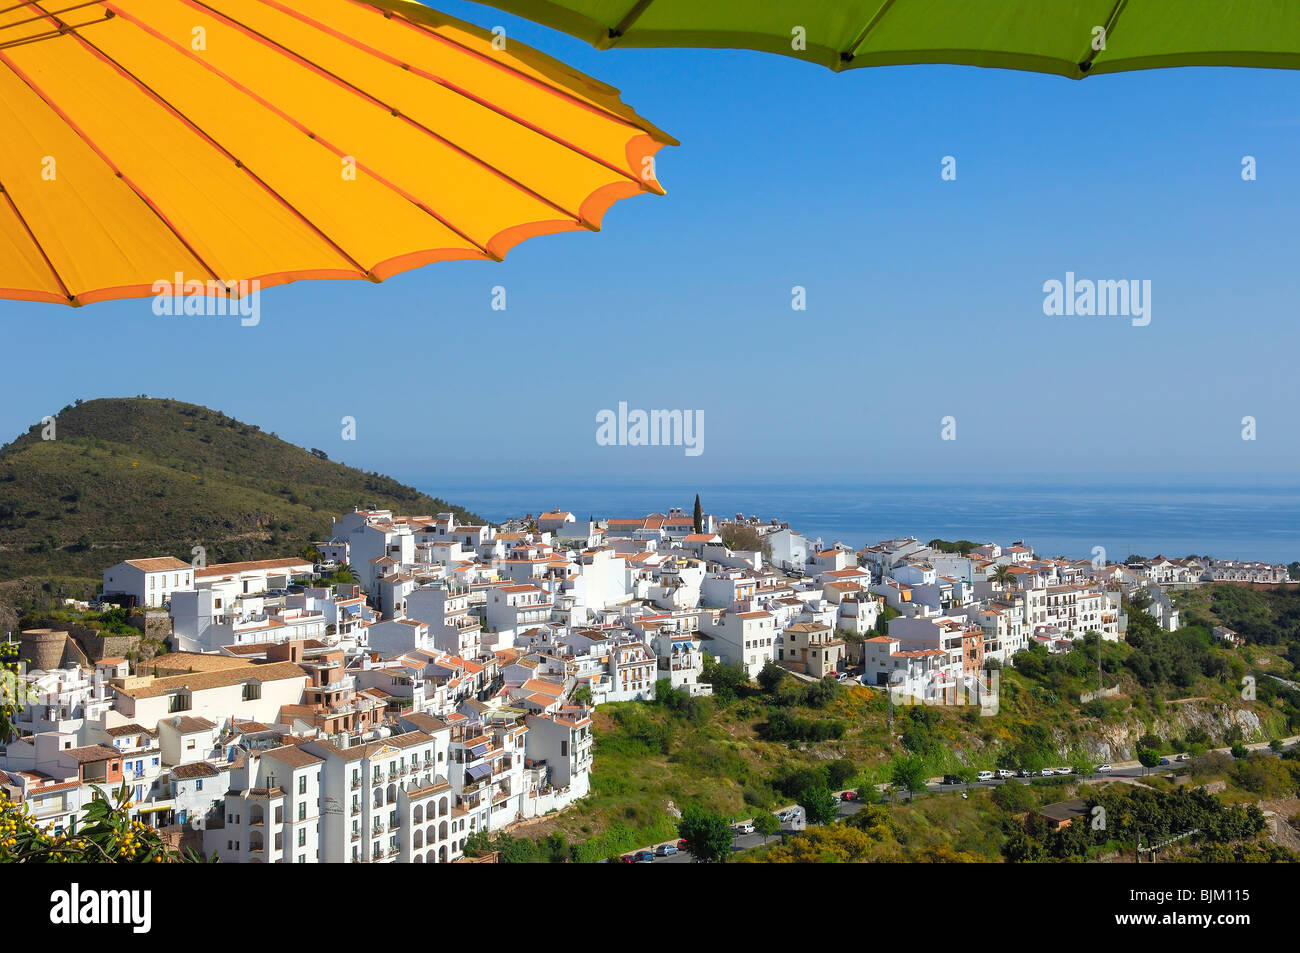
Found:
[0,785,202,864]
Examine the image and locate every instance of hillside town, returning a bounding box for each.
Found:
[2,504,1292,863]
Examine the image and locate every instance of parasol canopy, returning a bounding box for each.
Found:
[462,0,1300,79]
[0,0,674,306]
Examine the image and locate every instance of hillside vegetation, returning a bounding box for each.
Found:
[0,397,480,584]
[510,609,1300,861]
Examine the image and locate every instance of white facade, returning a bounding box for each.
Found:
[102,557,193,609]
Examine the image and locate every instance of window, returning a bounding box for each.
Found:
[298,775,307,795]
[298,803,306,821]
[196,780,203,791]
[297,828,306,847]
[274,806,283,824]
[242,682,261,701]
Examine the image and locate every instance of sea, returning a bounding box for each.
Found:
[411,477,1300,566]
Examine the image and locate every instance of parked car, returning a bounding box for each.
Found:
[655,843,679,857]
[1159,757,1171,766]
[1018,769,1033,778]
[619,854,636,863]
[942,774,962,785]
[976,770,995,782]
[733,822,755,835]
[1096,763,1113,773]
[677,839,688,851]
[633,850,655,863]
[840,790,859,801]
[1176,754,1190,762]
[1039,768,1055,777]
[995,769,1014,779]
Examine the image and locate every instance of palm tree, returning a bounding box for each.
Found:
[990,565,1014,591]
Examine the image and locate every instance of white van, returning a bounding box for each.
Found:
[976,770,995,782]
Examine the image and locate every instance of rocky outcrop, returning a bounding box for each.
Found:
[1064,702,1264,762]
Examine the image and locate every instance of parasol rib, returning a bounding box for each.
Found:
[47,7,383,279]
[841,0,899,65]
[1078,0,1130,73]
[0,174,76,302]
[269,0,653,196]
[608,0,653,42]
[0,41,227,290]
[195,0,593,229]
[363,0,664,137]
[107,1,499,263]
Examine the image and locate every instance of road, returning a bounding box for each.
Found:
[624,736,1299,863]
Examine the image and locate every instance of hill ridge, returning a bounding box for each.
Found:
[0,396,480,582]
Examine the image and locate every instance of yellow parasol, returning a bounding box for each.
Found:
[0,0,674,305]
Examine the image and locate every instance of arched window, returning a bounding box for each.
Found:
[438,820,448,840]
[412,804,424,824]
[413,829,424,848]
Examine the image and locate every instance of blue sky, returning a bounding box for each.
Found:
[2,1,1298,488]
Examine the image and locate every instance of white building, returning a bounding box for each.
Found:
[102,557,193,609]
[701,609,775,678]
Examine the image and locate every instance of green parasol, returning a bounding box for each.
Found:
[461,0,1300,79]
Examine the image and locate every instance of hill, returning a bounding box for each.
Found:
[0,397,481,584]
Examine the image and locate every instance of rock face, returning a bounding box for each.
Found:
[1064,703,1264,762]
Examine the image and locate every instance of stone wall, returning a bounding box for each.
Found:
[1078,685,1122,704]
[27,619,142,663]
